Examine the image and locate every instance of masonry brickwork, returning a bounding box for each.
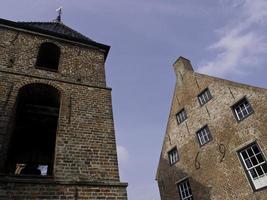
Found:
[0,19,127,199]
[156,57,267,200]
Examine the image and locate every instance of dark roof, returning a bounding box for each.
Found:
[17,21,93,42]
[0,18,110,60]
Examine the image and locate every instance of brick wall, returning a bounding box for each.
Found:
[0,27,106,87]
[0,25,127,199]
[157,57,267,200]
[0,178,127,200]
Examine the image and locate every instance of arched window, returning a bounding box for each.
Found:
[36,42,60,71]
[6,83,60,176]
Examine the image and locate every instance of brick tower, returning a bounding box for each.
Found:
[0,17,127,199]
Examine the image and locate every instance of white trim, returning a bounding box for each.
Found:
[177,178,193,200]
[233,98,253,121]
[175,176,190,185]
[239,143,267,189]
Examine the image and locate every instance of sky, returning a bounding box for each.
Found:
[1,0,267,199]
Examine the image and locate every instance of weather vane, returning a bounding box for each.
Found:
[56,6,63,22]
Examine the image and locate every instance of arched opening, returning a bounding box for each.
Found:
[36,42,60,71]
[6,83,60,176]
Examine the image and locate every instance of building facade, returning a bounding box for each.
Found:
[156,57,267,200]
[0,18,127,199]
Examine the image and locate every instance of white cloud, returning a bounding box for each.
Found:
[117,145,129,164]
[198,0,267,76]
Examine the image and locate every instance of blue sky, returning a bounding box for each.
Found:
[1,0,267,199]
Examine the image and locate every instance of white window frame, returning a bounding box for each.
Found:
[177,178,193,200]
[176,108,187,124]
[239,142,267,190]
[168,147,179,165]
[196,125,212,146]
[198,88,212,106]
[232,97,253,121]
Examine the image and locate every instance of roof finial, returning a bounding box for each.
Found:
[55,6,63,22]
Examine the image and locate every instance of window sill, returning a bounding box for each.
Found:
[235,111,254,123]
[0,173,53,179]
[35,66,59,73]
[0,173,54,185]
[0,174,128,187]
[253,184,267,192]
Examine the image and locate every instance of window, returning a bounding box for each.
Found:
[168,147,179,165]
[36,42,60,71]
[196,125,212,146]
[239,142,267,190]
[176,108,187,124]
[232,97,253,121]
[5,83,60,176]
[198,88,212,106]
[177,178,193,200]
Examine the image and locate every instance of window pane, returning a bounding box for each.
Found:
[239,111,244,118]
[247,149,254,157]
[185,189,189,196]
[182,191,186,198]
[256,154,264,163]
[251,157,258,165]
[252,145,260,154]
[256,166,264,176]
[204,135,209,142]
[201,138,205,145]
[243,109,249,116]
[245,159,252,168]
[241,151,248,159]
[250,168,257,179]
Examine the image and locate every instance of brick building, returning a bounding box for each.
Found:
[156,57,267,200]
[0,17,127,199]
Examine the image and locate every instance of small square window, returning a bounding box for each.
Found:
[196,125,212,146]
[198,88,212,106]
[168,147,179,165]
[238,142,267,190]
[176,108,187,124]
[232,97,253,121]
[177,178,193,200]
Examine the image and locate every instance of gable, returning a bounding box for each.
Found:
[156,57,267,179]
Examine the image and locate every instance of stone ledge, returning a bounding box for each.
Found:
[0,68,112,91]
[0,175,128,188]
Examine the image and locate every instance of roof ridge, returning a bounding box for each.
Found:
[0,18,110,60]
[17,21,57,24]
[16,21,93,42]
